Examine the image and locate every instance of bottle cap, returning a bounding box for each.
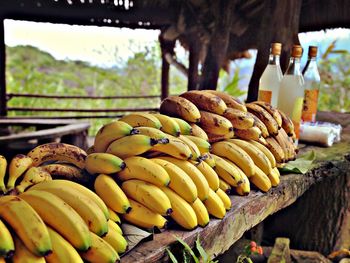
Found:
[308,46,318,57]
[291,45,303,58]
[271,43,282,55]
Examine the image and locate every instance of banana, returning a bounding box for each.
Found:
[119,112,162,129]
[152,113,181,137]
[151,135,192,160]
[94,174,131,214]
[86,145,95,154]
[108,220,122,235]
[190,160,219,191]
[0,156,7,193]
[203,189,226,219]
[117,156,170,187]
[278,128,297,161]
[211,141,255,177]
[223,108,255,129]
[94,120,138,153]
[268,167,280,187]
[19,190,91,251]
[211,154,243,187]
[235,176,251,196]
[121,179,172,216]
[252,101,282,128]
[190,123,209,141]
[219,178,232,194]
[122,199,167,229]
[102,221,128,254]
[229,139,272,175]
[28,143,86,169]
[40,163,86,182]
[249,165,272,192]
[106,134,158,159]
[0,195,52,256]
[246,112,269,138]
[137,126,169,143]
[203,153,216,168]
[199,111,233,136]
[248,140,277,168]
[12,235,45,263]
[180,90,227,115]
[203,90,247,112]
[207,130,235,143]
[184,135,211,155]
[151,158,198,203]
[7,154,33,191]
[278,109,295,136]
[234,126,262,141]
[178,135,201,161]
[0,219,14,258]
[15,167,52,193]
[265,137,285,163]
[172,117,193,135]
[30,183,108,237]
[85,153,126,175]
[246,103,279,135]
[158,156,209,201]
[107,208,121,224]
[46,227,83,263]
[273,130,290,161]
[79,232,119,263]
[28,179,109,220]
[160,186,197,230]
[215,188,231,211]
[159,96,201,123]
[190,198,209,227]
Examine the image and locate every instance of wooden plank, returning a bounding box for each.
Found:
[7,107,159,113]
[0,118,77,126]
[7,93,160,100]
[0,18,6,116]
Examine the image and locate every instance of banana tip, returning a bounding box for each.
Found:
[130,128,140,135]
[166,208,173,216]
[125,206,132,214]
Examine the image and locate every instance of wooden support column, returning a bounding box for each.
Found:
[187,38,200,90]
[0,18,6,116]
[159,33,175,101]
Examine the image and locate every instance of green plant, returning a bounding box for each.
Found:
[236,241,263,263]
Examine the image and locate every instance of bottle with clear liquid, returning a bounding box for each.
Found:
[277,45,305,145]
[301,46,321,122]
[258,43,283,107]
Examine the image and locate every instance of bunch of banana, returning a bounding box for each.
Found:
[202,90,247,112]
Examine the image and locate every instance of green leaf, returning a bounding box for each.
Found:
[279,150,316,174]
[195,235,208,262]
[175,236,199,263]
[166,248,179,263]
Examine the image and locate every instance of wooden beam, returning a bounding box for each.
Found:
[0,18,6,116]
[187,39,200,90]
[159,34,175,100]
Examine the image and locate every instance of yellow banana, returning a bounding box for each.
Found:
[136,126,169,143]
[202,153,216,168]
[160,187,197,230]
[159,96,201,123]
[278,127,297,161]
[211,141,255,177]
[121,179,172,216]
[117,156,170,187]
[229,139,272,175]
[178,135,201,161]
[28,179,109,220]
[203,189,226,219]
[265,137,285,163]
[190,198,209,227]
[119,112,162,129]
[246,103,279,136]
[152,113,181,137]
[151,135,192,160]
[107,208,121,224]
[273,130,290,161]
[158,156,209,201]
[248,140,277,168]
[249,165,272,192]
[0,219,14,258]
[207,130,235,143]
[211,154,243,187]
[45,227,83,263]
[102,221,128,254]
[40,163,86,182]
[85,153,125,175]
[0,196,52,256]
[190,123,208,141]
[219,178,232,194]
[7,154,33,191]
[28,143,86,169]
[108,220,122,235]
[0,156,7,193]
[246,112,269,138]
[94,174,131,214]
[203,90,247,112]
[122,199,167,229]
[235,176,251,196]
[190,160,219,191]
[215,188,231,210]
[94,120,138,153]
[223,108,255,129]
[106,134,158,159]
[151,158,197,203]
[184,135,211,155]
[86,145,95,154]
[234,126,262,141]
[268,167,280,187]
[79,232,119,263]
[180,90,227,115]
[30,183,108,237]
[19,190,91,251]
[12,235,45,263]
[278,109,295,136]
[252,101,282,128]
[15,167,52,193]
[172,117,193,135]
[199,111,233,136]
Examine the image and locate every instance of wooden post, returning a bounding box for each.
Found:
[159,34,175,101]
[187,40,200,90]
[0,18,6,116]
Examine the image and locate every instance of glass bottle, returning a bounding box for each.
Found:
[301,46,321,122]
[258,43,283,107]
[277,45,305,145]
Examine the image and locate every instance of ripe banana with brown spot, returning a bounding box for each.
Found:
[39,163,86,183]
[199,111,233,136]
[203,90,247,112]
[249,165,272,192]
[207,130,235,143]
[178,135,201,161]
[15,167,52,193]
[248,140,276,168]
[202,153,216,168]
[278,128,297,160]
[219,178,232,194]
[7,154,33,191]
[234,126,262,141]
[211,154,243,187]
[278,109,295,136]
[265,137,285,164]
[136,126,169,143]
[246,103,279,136]
[151,135,192,160]
[246,112,269,138]
[159,96,201,123]
[119,112,162,129]
[190,123,208,141]
[152,113,181,137]
[268,167,280,187]
[235,175,250,196]
[223,108,255,129]
[273,131,290,161]
[252,101,282,128]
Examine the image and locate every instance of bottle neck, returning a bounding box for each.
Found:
[302,57,318,75]
[268,54,280,65]
[285,57,302,75]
